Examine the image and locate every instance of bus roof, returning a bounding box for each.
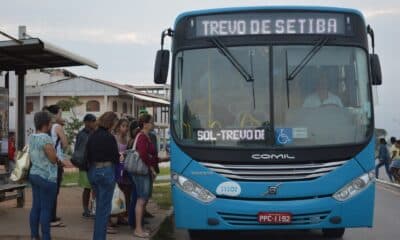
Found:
[174,6,364,27]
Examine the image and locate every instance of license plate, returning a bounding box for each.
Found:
[258,212,292,224]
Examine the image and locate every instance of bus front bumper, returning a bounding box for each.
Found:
[172,183,375,230]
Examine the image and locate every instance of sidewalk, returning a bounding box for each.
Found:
[0,186,171,240]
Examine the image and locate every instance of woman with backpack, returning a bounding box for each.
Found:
[73,114,97,218]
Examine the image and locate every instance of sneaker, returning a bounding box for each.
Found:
[82,212,95,219]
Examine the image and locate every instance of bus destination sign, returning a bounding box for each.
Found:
[193,12,348,37]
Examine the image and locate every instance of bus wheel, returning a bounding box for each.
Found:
[322,228,345,238]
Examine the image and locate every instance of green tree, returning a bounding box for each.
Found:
[57,97,83,151]
[57,96,82,113]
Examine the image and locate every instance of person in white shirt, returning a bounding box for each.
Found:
[303,74,343,108]
[43,105,68,228]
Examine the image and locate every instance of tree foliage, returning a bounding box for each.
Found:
[56,97,84,148]
[57,97,82,112]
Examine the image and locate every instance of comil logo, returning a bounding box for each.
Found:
[251,153,296,160]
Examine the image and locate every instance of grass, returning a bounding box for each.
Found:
[159,167,170,176]
[60,166,170,186]
[152,183,172,210]
[61,171,79,186]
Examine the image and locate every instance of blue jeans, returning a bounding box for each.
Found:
[128,173,137,227]
[376,160,393,182]
[29,174,57,240]
[88,166,115,240]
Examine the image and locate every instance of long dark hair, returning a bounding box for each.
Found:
[43,105,61,115]
[128,120,140,148]
[138,113,152,129]
[129,120,139,138]
[128,114,153,147]
[34,111,52,131]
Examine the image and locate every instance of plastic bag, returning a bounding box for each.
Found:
[10,145,30,183]
[111,185,126,215]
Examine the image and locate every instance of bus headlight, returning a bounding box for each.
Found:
[172,172,216,203]
[333,171,375,201]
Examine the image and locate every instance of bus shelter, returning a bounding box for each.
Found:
[0,35,97,206]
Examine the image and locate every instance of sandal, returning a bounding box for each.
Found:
[117,217,129,225]
[107,227,118,234]
[133,231,150,238]
[50,221,66,227]
[109,219,118,228]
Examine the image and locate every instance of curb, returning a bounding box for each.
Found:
[151,207,174,238]
[376,179,400,189]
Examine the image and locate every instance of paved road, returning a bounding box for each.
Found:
[170,183,400,240]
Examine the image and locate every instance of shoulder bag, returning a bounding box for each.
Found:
[124,133,149,175]
[10,145,31,183]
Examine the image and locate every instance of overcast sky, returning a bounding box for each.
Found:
[1,0,399,135]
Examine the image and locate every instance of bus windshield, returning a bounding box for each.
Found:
[172,45,372,148]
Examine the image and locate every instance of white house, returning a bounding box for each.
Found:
[2,69,170,149]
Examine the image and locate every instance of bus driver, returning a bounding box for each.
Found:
[302,73,343,108]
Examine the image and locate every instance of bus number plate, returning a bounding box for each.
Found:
[258,212,292,224]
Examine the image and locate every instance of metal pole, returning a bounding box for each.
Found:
[18,26,27,40]
[16,69,26,150]
[5,72,9,89]
[0,31,23,44]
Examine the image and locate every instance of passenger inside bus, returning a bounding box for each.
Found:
[302,72,343,108]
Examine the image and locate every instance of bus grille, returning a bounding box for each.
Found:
[218,211,331,226]
[200,160,346,182]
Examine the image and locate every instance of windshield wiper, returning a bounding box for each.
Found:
[286,37,329,81]
[210,37,254,82]
[210,37,256,109]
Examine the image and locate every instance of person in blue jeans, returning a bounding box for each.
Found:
[127,120,139,228]
[375,138,393,182]
[86,112,120,240]
[29,111,59,240]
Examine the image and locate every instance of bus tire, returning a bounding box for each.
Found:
[322,228,345,238]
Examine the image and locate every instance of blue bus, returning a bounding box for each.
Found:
[154,6,382,239]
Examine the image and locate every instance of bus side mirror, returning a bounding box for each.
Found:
[370,54,382,85]
[154,50,170,84]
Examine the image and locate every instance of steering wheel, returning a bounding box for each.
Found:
[209,120,222,129]
[320,103,341,108]
[240,112,261,128]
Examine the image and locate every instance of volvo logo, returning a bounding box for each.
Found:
[264,183,283,196]
[251,153,295,160]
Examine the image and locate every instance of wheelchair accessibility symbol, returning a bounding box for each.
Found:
[275,128,293,145]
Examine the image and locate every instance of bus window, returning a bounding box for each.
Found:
[274,46,372,146]
[173,46,270,146]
